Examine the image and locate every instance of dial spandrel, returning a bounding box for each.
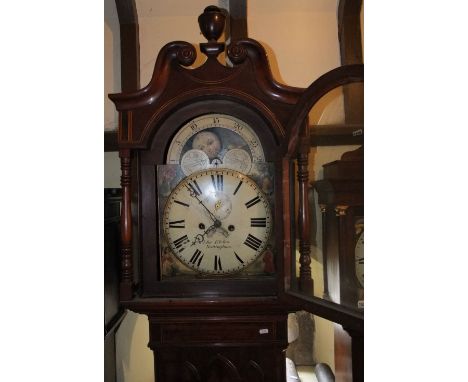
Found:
[166,114,265,175]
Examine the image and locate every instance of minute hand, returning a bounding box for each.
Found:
[185,186,218,223]
[185,186,229,237]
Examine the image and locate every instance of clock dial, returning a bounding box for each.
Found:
[355,231,364,287]
[162,168,272,275]
[166,114,265,175]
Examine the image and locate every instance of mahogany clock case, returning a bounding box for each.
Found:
[138,99,284,298]
[108,4,364,382]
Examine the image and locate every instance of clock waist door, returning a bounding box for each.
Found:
[149,314,289,382]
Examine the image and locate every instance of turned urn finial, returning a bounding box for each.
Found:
[198,5,226,42]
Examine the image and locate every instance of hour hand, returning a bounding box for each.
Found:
[216,225,230,237]
[184,185,230,237]
[211,219,230,238]
[191,224,216,246]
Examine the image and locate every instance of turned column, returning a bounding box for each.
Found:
[297,122,313,295]
[319,204,330,299]
[119,148,133,300]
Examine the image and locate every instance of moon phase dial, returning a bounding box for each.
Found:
[166,114,265,175]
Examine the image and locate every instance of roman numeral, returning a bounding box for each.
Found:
[168,220,185,228]
[187,180,202,196]
[357,257,364,265]
[245,196,261,209]
[244,234,263,251]
[173,235,189,252]
[189,249,204,267]
[234,252,244,264]
[211,174,223,191]
[250,218,267,227]
[174,200,189,207]
[233,181,243,195]
[214,255,222,271]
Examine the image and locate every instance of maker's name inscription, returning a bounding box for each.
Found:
[206,239,231,250]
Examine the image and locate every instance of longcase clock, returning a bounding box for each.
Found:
[109,5,364,382]
[313,146,364,309]
[313,145,364,382]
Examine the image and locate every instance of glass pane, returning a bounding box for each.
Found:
[290,83,364,311]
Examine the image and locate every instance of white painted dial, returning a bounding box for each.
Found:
[162,168,272,275]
